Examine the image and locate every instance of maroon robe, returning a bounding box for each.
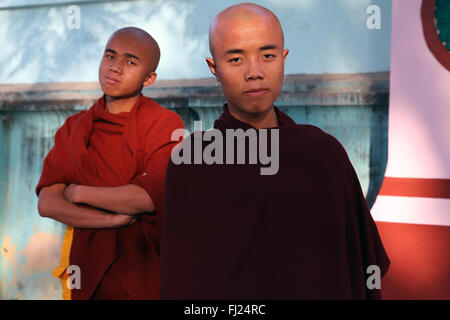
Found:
[161,105,390,299]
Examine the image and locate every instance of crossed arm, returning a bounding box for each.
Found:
[38,183,154,229]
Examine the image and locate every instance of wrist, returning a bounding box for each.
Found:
[108,213,119,228]
[73,185,85,203]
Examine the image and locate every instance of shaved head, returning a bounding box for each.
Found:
[108,27,161,73]
[209,3,284,58]
[205,2,288,128]
[99,27,161,100]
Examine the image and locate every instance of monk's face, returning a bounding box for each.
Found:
[99,32,156,98]
[207,14,288,116]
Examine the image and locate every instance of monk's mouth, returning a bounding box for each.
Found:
[244,89,269,96]
[105,77,121,85]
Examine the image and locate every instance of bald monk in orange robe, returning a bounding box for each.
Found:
[36,27,183,300]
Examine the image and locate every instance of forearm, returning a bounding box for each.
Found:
[38,184,125,229]
[74,184,154,215]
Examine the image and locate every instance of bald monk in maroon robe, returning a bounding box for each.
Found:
[161,4,390,299]
[36,27,183,300]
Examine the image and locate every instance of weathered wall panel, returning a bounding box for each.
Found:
[0,73,389,299]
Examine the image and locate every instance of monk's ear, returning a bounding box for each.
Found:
[282,49,289,64]
[143,72,157,87]
[206,57,220,82]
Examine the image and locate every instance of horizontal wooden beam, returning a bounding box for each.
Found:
[0,72,389,111]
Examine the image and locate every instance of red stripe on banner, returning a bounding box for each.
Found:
[378,177,450,199]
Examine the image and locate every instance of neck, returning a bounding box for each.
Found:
[227,104,278,129]
[104,94,141,114]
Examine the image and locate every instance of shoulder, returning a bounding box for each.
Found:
[55,110,88,136]
[137,97,184,131]
[65,110,87,124]
[283,123,339,145]
[303,124,346,151]
[283,124,349,161]
[136,97,184,150]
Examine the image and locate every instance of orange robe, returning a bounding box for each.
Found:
[36,95,183,299]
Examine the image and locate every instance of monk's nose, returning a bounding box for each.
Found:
[245,60,264,81]
[109,60,122,74]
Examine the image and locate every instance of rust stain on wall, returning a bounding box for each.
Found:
[22,232,61,275]
[1,233,62,299]
[1,235,18,291]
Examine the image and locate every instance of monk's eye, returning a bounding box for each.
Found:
[127,60,137,65]
[229,57,242,64]
[263,54,275,60]
[105,54,114,59]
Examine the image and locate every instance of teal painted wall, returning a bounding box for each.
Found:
[0,0,391,300]
[0,73,389,299]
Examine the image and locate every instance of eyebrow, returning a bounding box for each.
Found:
[260,44,278,51]
[104,48,141,61]
[224,44,279,55]
[225,48,244,55]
